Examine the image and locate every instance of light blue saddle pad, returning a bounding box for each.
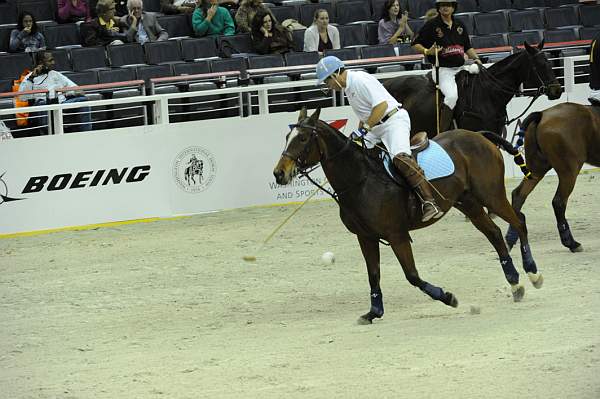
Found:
[382,140,455,183]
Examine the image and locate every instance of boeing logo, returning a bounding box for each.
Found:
[0,172,25,205]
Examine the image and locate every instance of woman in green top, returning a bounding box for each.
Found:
[192,0,235,37]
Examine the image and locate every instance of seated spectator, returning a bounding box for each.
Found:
[378,0,413,45]
[18,51,92,133]
[235,0,272,33]
[303,9,339,53]
[82,0,128,46]
[250,8,293,55]
[160,0,196,14]
[57,0,92,23]
[121,0,168,44]
[9,12,46,53]
[192,0,235,37]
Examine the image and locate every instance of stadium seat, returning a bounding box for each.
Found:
[513,0,546,9]
[408,18,425,34]
[135,64,173,87]
[70,46,108,71]
[144,40,183,65]
[269,6,298,23]
[471,33,508,49]
[210,57,247,77]
[217,33,254,55]
[580,5,600,27]
[454,14,474,35]
[0,53,33,80]
[299,2,333,27]
[0,1,17,25]
[42,24,82,49]
[97,67,136,84]
[456,0,478,13]
[284,51,319,66]
[107,43,146,67]
[396,42,419,55]
[360,44,396,59]
[63,70,99,86]
[544,7,580,29]
[366,22,379,45]
[545,0,578,7]
[508,31,542,46]
[144,0,161,12]
[173,60,211,76]
[247,54,285,70]
[543,28,578,43]
[335,0,371,24]
[474,12,509,35]
[180,37,218,61]
[40,49,72,72]
[291,29,305,51]
[17,0,55,21]
[509,10,544,32]
[323,47,358,61]
[478,0,513,13]
[371,0,389,22]
[579,26,600,40]
[0,78,13,93]
[156,15,193,39]
[0,25,13,53]
[338,24,367,47]
[407,0,434,19]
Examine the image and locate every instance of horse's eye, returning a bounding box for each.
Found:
[299,133,309,143]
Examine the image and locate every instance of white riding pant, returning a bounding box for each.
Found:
[363,108,411,157]
[432,66,462,110]
[589,89,600,102]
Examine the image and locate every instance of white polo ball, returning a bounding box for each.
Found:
[321,251,335,265]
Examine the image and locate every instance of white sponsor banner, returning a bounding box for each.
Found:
[0,84,592,235]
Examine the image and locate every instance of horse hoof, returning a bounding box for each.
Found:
[511,284,525,302]
[570,243,583,253]
[527,272,544,289]
[444,292,459,308]
[357,311,380,325]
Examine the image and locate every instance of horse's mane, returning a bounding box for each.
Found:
[486,49,528,76]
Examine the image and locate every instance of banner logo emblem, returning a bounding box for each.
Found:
[173,147,217,193]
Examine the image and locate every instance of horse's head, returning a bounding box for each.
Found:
[523,41,562,100]
[273,107,323,185]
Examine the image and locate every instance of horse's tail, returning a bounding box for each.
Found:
[479,130,532,179]
[515,111,543,147]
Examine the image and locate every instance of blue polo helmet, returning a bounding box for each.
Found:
[316,56,345,85]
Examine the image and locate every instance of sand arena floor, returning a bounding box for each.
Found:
[1,173,599,399]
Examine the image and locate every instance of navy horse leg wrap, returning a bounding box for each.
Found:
[420,282,445,301]
[520,243,537,274]
[505,225,519,247]
[500,255,519,285]
[370,290,384,316]
[558,221,576,247]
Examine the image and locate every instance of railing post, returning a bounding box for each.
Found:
[563,57,575,95]
[52,108,64,135]
[154,98,169,125]
[258,88,269,115]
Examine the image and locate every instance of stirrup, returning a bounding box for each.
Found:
[421,201,442,222]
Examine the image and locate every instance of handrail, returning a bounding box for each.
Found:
[150,70,240,85]
[55,80,146,93]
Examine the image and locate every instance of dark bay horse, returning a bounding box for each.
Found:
[383,41,562,138]
[506,103,600,252]
[273,108,543,324]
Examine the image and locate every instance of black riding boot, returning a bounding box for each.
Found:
[393,153,442,222]
[439,104,455,132]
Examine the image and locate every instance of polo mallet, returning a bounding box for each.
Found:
[242,178,329,262]
[434,43,441,136]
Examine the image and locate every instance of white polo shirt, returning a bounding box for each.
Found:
[18,70,77,103]
[344,70,401,123]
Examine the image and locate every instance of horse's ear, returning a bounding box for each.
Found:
[298,107,307,121]
[537,39,545,51]
[309,107,321,123]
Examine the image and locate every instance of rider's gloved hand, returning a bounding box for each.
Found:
[350,127,368,141]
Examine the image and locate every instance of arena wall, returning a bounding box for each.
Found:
[0,82,591,235]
